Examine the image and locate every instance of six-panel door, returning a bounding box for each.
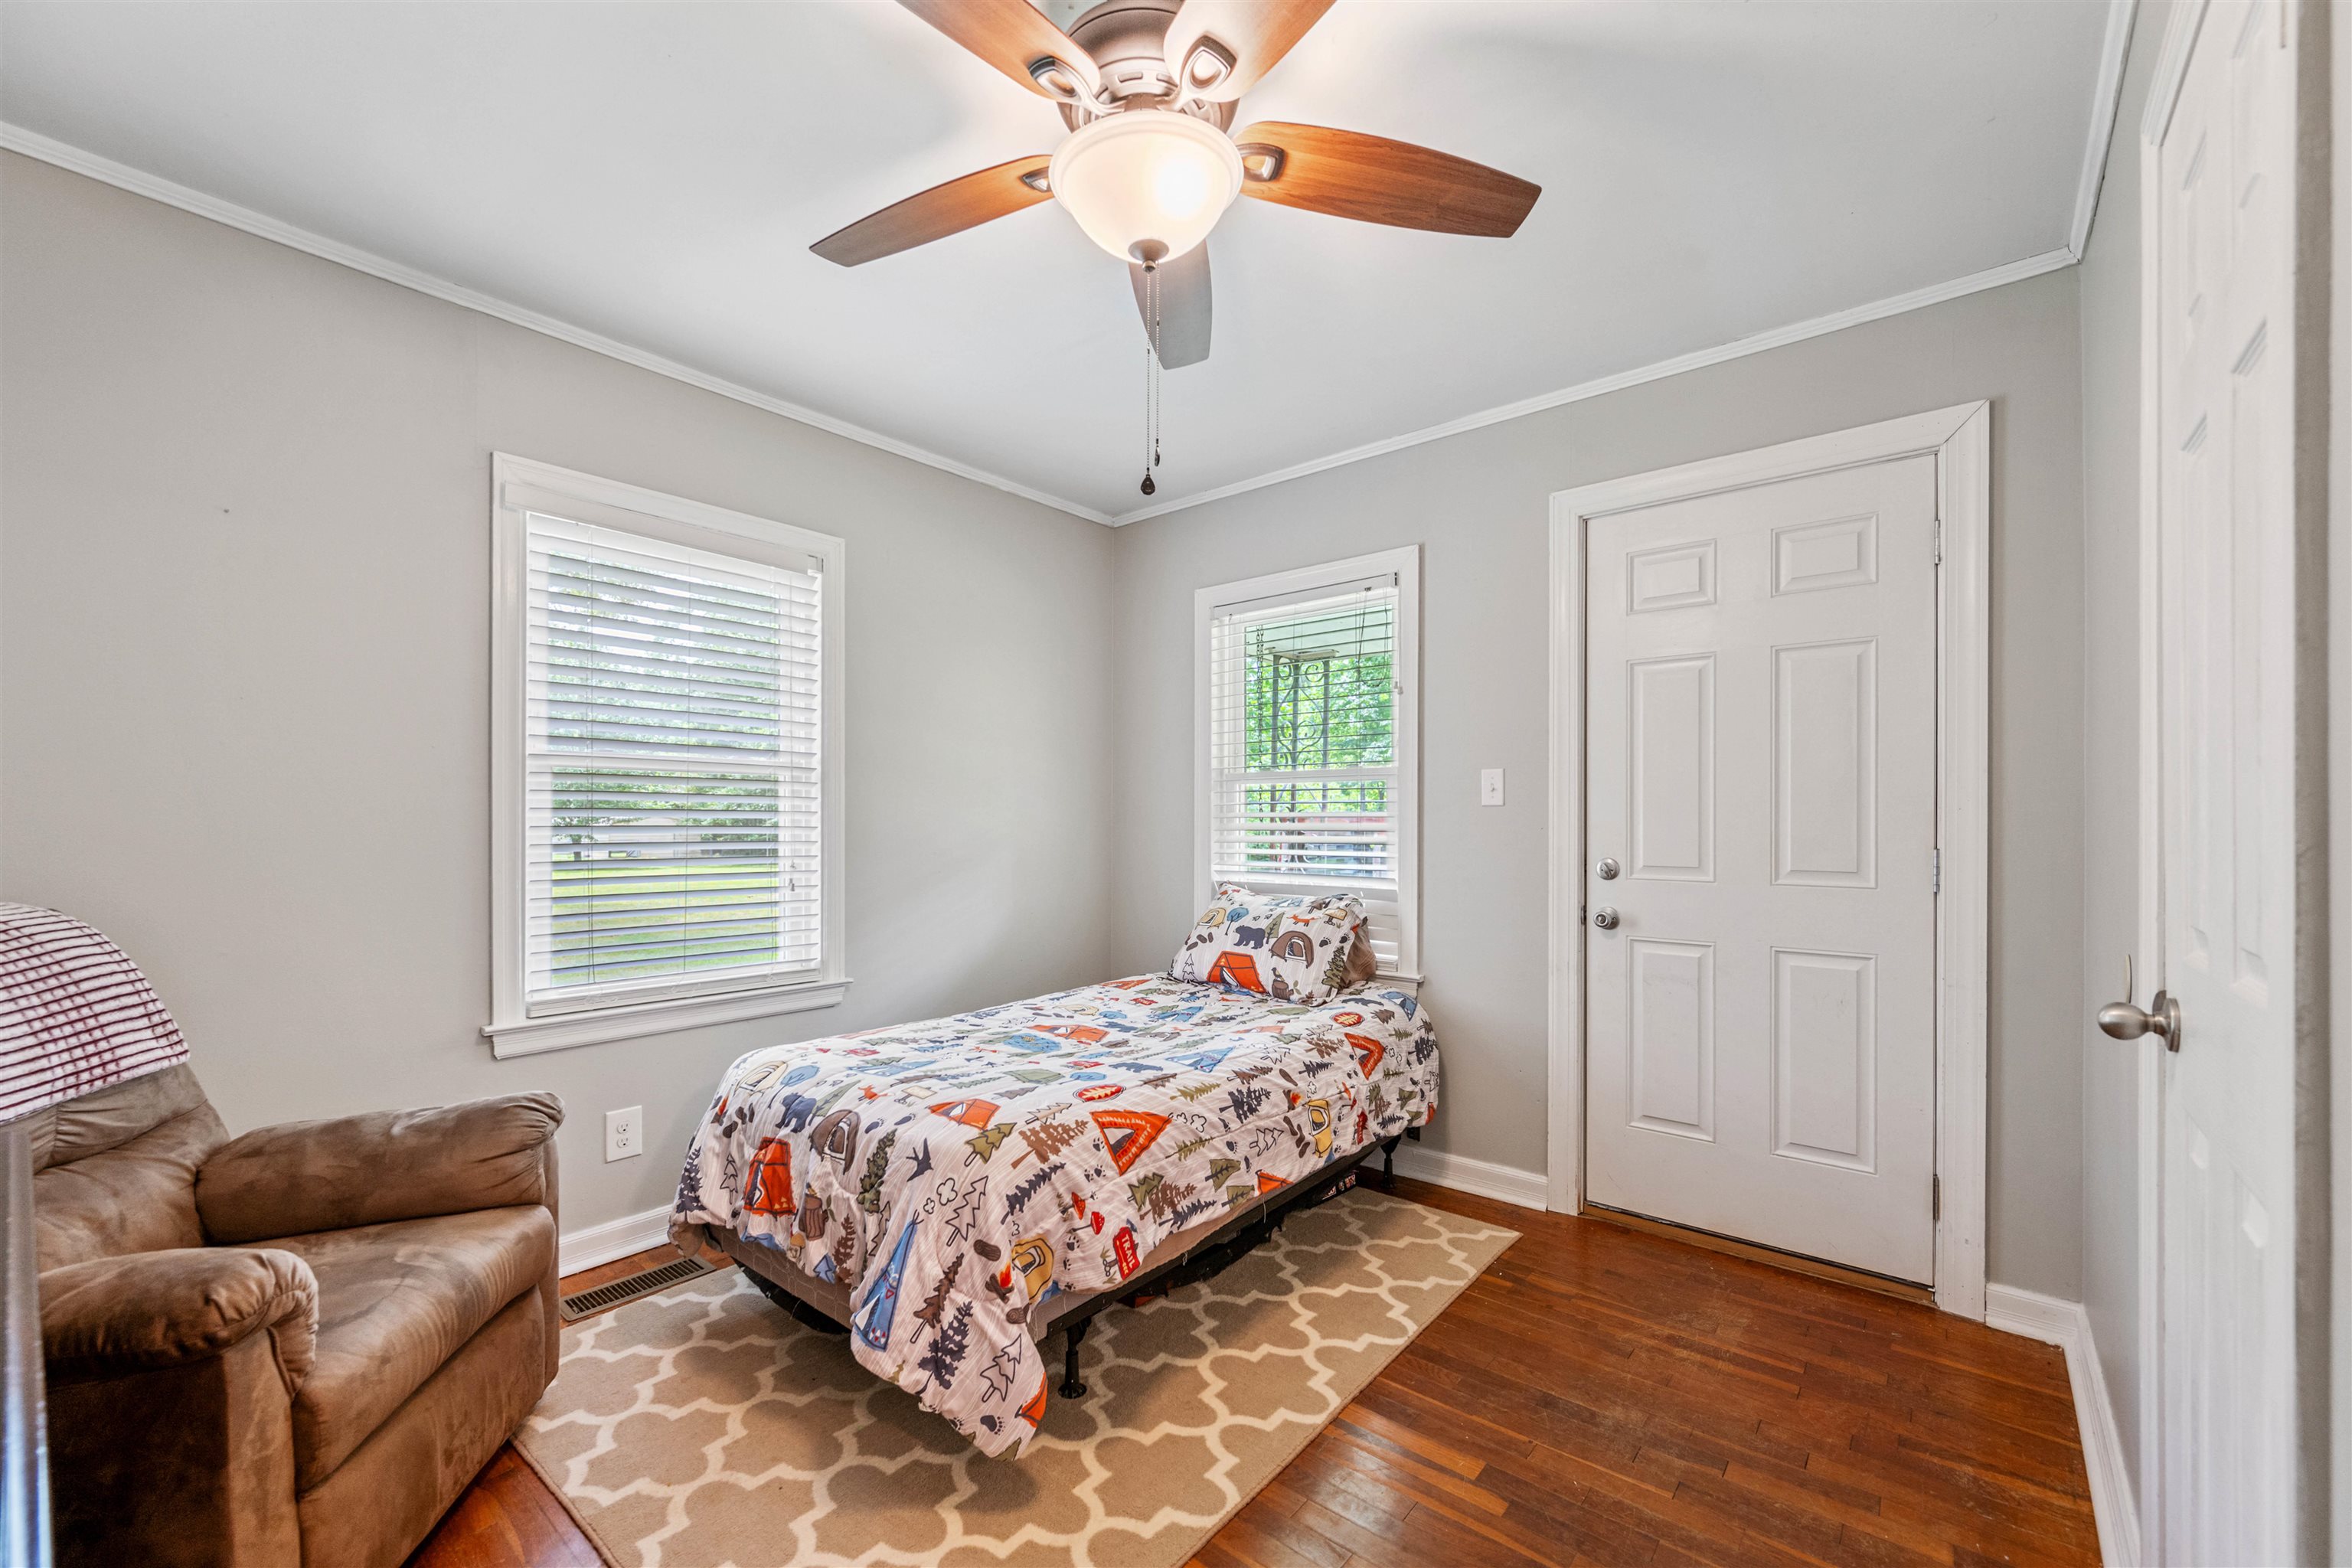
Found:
[1584,454,1939,1283]
[2151,4,2301,1558]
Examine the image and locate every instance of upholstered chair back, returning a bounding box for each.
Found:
[28,1064,227,1272]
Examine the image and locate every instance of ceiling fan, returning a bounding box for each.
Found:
[811,0,1542,375]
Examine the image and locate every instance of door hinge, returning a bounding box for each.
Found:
[1933,519,1943,564]
[1932,1175,1941,1221]
[1932,848,1940,893]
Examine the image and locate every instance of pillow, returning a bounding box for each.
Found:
[1171,884,1368,1004]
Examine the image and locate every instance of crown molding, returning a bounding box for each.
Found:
[8,97,2100,534]
[0,123,1115,527]
[1107,244,2076,525]
[2068,0,2138,260]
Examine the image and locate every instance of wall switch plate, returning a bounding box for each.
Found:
[1481,768,1505,806]
[604,1106,642,1162]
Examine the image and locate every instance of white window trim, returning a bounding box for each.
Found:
[1193,547,1423,982]
[485,454,848,1058]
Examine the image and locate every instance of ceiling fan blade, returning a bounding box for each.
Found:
[1130,243,1211,369]
[812,157,1055,267]
[1232,122,1540,237]
[897,0,1102,102]
[1162,0,1334,102]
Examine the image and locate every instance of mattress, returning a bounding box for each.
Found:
[669,973,1439,1455]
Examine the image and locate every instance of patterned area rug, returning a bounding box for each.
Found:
[515,1188,1517,1566]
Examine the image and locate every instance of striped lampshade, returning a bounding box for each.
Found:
[0,904,188,1124]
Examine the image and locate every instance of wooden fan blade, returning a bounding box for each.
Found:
[1233,122,1540,237]
[897,0,1101,101]
[1162,0,1334,102]
[1129,243,1211,368]
[811,156,1054,266]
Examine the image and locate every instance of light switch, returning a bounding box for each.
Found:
[1481,768,1505,806]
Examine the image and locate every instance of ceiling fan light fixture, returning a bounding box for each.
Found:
[1048,109,1242,265]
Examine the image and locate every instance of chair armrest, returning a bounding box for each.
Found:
[41,1246,316,1392]
[196,1093,563,1243]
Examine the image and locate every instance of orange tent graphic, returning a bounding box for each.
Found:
[744,1138,796,1216]
[1205,952,1265,991]
[928,1098,1001,1129]
[1344,1032,1386,1078]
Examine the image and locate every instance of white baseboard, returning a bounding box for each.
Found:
[1389,1143,1550,1211]
[560,1204,675,1276]
[1984,1284,2141,1566]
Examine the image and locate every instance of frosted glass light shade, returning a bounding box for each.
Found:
[1049,110,1243,263]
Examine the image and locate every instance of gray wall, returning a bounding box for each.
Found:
[0,152,1120,1238]
[0,145,2099,1301]
[1112,270,2090,1298]
[2075,2,2173,1503]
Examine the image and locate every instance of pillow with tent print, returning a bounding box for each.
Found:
[1170,884,1370,1004]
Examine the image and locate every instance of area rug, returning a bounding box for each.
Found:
[515,1187,1517,1567]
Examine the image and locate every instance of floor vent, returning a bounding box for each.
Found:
[560,1254,717,1321]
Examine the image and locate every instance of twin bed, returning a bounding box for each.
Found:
[669,962,1440,1455]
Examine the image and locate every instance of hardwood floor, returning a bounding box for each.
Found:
[408,1179,2099,1568]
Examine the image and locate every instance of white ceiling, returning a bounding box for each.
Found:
[0,1,2118,523]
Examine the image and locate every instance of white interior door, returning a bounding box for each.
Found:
[1583,453,1939,1283]
[2145,3,2303,1558]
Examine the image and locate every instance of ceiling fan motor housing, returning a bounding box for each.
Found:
[1060,0,1237,130]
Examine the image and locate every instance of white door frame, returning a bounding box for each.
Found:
[1547,401,1993,1319]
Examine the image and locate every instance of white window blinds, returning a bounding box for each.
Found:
[524,512,822,1011]
[1207,575,1406,969]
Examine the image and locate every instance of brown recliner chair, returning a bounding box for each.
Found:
[31,1063,563,1568]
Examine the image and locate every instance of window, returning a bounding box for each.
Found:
[487,456,845,1057]
[1197,548,1419,977]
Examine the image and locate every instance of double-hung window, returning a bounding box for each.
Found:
[1196,547,1420,977]
[487,456,845,1057]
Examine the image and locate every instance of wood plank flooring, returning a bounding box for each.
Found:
[407,1178,2099,1568]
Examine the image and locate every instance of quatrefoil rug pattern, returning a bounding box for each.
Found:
[515,1188,1517,1567]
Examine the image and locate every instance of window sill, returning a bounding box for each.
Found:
[483,977,851,1059]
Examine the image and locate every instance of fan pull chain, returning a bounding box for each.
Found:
[1140,263,1162,497]
[1152,261,1161,470]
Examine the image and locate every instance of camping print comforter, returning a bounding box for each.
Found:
[669,974,1439,1456]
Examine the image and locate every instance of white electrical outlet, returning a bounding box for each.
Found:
[1481,768,1505,806]
[604,1106,642,1162]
